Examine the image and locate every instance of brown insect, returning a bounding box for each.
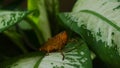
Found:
[39,31,68,60]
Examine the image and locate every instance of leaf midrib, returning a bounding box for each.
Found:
[80,10,120,32]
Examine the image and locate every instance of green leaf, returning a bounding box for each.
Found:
[18,20,32,30]
[39,39,92,68]
[0,39,92,68]
[28,0,51,44]
[0,10,30,32]
[0,52,45,68]
[58,0,120,67]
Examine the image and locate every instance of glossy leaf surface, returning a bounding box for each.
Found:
[0,39,92,68]
[0,11,30,32]
[58,0,120,67]
[39,40,92,68]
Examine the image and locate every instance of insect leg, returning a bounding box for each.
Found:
[59,50,65,60]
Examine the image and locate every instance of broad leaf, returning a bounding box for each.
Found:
[58,0,120,68]
[0,52,45,68]
[0,11,30,32]
[0,39,92,68]
[39,39,92,68]
[28,0,51,43]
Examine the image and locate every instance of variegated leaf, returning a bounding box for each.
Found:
[58,0,120,68]
[0,11,30,32]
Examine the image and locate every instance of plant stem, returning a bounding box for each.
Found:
[28,0,52,44]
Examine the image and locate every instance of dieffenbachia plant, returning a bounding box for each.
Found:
[0,11,31,53]
[58,0,120,68]
[0,11,30,32]
[0,39,92,68]
[28,0,52,44]
[0,0,93,68]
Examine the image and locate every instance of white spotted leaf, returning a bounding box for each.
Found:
[0,39,92,68]
[39,40,92,68]
[58,0,120,68]
[0,11,30,32]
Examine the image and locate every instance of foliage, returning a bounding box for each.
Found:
[0,0,120,68]
[58,0,120,68]
[0,39,92,68]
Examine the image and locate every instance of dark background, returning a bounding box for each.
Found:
[0,0,76,11]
